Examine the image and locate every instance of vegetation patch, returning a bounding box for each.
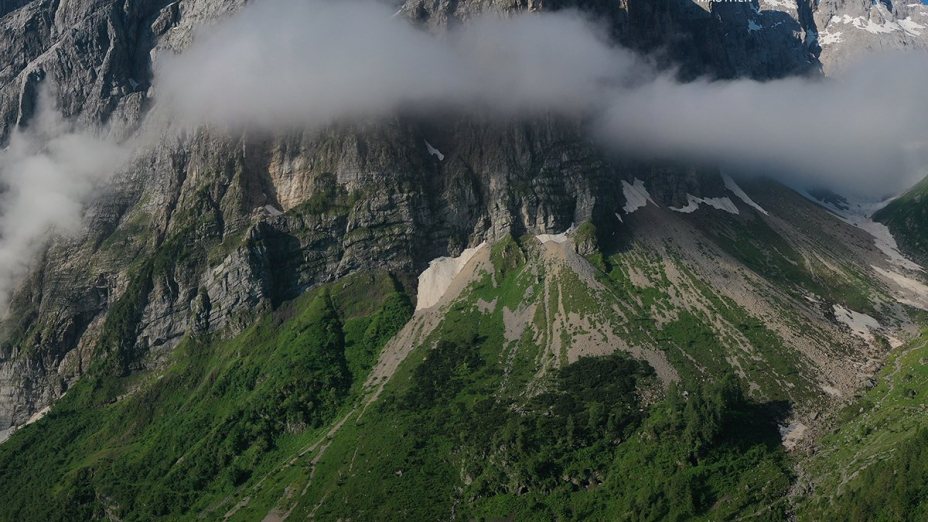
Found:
[0,271,410,521]
[800,332,928,521]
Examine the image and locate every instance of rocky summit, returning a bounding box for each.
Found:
[0,0,927,520]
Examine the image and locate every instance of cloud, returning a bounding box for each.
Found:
[153,0,635,129]
[0,89,128,310]
[597,54,928,197]
[152,0,928,197]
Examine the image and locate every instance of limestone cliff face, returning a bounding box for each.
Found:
[0,0,914,435]
[813,0,928,72]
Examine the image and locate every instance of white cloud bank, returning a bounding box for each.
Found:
[152,0,928,197]
[597,54,928,197]
[153,0,633,129]
[0,91,127,309]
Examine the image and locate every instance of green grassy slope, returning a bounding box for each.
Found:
[0,233,802,521]
[799,331,928,521]
[0,271,412,521]
[0,210,916,520]
[256,241,792,521]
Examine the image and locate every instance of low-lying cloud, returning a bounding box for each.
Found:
[154,0,635,129]
[0,90,128,310]
[598,54,928,196]
[153,0,928,197]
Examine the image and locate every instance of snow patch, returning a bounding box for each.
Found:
[762,0,794,9]
[416,242,486,310]
[832,304,880,342]
[670,194,739,215]
[702,197,740,214]
[621,178,655,214]
[829,14,924,36]
[425,140,444,161]
[722,174,768,215]
[747,19,762,32]
[900,17,926,35]
[670,196,699,213]
[819,30,844,45]
[536,226,573,245]
[805,193,922,271]
[857,220,921,271]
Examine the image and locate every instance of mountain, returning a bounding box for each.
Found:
[813,0,928,72]
[0,0,926,520]
[6,172,927,519]
[0,0,828,451]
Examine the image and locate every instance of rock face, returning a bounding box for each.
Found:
[741,0,928,73]
[814,0,928,72]
[0,0,920,435]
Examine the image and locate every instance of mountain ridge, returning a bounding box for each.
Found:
[0,0,927,519]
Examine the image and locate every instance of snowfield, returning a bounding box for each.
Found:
[536,226,573,245]
[723,174,769,215]
[621,178,655,214]
[670,194,739,215]
[832,304,880,342]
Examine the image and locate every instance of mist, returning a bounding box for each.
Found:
[597,55,928,197]
[0,91,128,310]
[153,0,634,129]
[152,0,928,198]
